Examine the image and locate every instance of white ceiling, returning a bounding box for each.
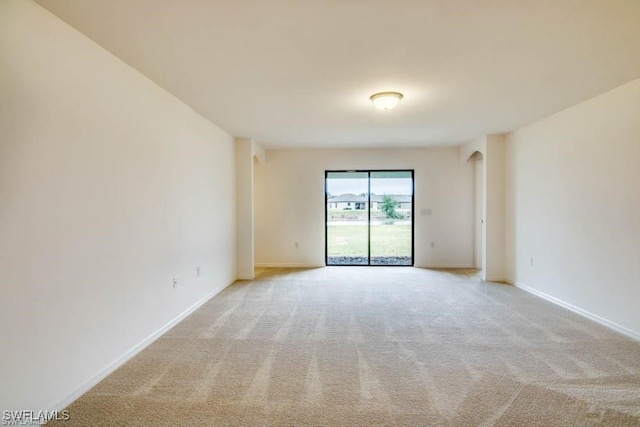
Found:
[35,0,640,149]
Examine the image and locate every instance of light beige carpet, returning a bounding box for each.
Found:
[50,267,640,426]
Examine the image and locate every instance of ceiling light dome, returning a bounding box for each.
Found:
[370,91,403,110]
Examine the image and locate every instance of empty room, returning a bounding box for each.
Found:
[1,0,640,425]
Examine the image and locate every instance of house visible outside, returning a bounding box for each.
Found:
[327,194,412,212]
[327,193,368,210]
[371,194,412,210]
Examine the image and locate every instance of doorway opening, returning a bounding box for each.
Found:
[325,170,414,266]
[471,152,484,271]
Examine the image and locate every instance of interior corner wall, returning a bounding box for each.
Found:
[235,138,255,279]
[0,0,236,411]
[484,135,505,281]
[504,78,640,337]
[254,147,475,268]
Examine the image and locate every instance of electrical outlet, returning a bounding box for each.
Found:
[196,266,201,277]
[430,242,435,249]
[294,241,299,249]
[529,256,534,267]
[173,277,178,289]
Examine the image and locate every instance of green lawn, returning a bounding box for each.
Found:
[327,209,411,221]
[327,224,411,257]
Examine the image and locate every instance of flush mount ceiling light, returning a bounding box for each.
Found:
[370,91,403,111]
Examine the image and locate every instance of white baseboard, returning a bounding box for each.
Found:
[419,264,476,269]
[512,280,640,342]
[255,263,323,268]
[484,276,508,283]
[255,264,478,269]
[48,278,235,412]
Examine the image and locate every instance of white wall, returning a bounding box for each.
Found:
[254,148,474,268]
[0,0,236,411]
[505,78,640,338]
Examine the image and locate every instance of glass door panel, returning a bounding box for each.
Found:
[326,172,369,265]
[369,171,413,266]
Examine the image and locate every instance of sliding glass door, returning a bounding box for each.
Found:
[325,170,414,266]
